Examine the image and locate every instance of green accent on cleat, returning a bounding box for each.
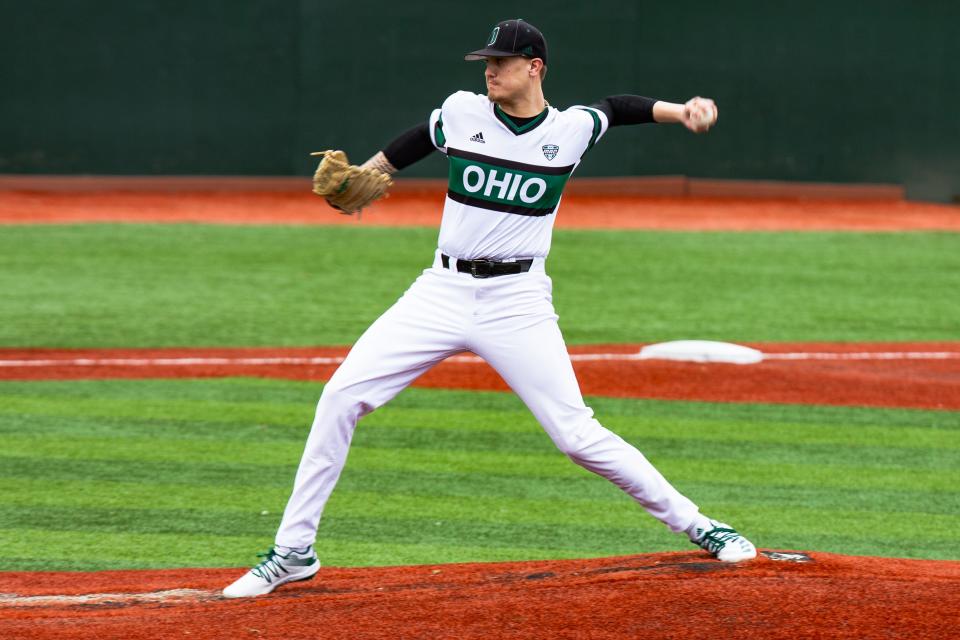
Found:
[223,546,321,598]
[691,520,757,563]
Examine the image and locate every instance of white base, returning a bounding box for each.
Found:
[638,340,763,365]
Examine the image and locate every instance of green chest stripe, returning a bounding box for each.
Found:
[446,150,573,214]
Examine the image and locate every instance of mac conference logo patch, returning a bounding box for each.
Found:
[542,144,559,161]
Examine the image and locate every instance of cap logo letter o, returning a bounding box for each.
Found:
[487,26,500,46]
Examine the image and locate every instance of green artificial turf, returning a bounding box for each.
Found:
[1,378,956,571]
[1,224,958,347]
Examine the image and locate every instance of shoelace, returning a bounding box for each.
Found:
[250,548,291,583]
[698,527,742,554]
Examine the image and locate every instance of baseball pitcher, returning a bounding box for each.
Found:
[224,18,754,598]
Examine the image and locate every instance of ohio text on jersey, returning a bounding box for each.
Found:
[428,91,610,261]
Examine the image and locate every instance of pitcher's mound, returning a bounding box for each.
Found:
[2,550,959,639]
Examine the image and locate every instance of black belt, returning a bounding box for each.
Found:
[441,254,533,279]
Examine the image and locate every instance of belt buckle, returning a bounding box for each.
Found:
[470,259,495,279]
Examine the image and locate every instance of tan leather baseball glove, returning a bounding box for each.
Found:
[310,150,393,215]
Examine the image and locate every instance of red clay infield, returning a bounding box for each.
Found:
[2,551,958,639]
[2,189,960,230]
[2,342,959,410]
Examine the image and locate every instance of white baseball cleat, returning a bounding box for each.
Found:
[689,519,757,563]
[222,546,320,598]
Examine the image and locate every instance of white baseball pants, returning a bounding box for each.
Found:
[275,251,701,548]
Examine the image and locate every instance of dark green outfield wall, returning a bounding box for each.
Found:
[2,1,958,201]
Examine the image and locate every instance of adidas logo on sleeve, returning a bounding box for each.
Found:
[469,132,485,143]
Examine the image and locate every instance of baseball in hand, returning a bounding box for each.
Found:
[684,97,718,133]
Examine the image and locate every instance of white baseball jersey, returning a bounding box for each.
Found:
[272,90,705,555]
[428,91,610,260]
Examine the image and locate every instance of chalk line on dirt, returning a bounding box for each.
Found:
[761,351,960,361]
[1,350,959,369]
[0,588,216,608]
